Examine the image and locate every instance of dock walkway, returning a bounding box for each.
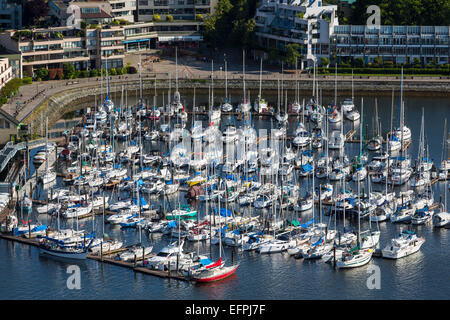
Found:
[0,232,191,282]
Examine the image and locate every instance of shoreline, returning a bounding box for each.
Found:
[3,75,449,136]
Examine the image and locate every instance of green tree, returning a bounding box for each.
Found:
[35,68,49,80]
[153,14,161,22]
[373,57,383,66]
[284,43,302,67]
[267,48,282,64]
[166,15,174,22]
[353,57,365,68]
[321,57,330,67]
[195,14,204,21]
[63,63,76,79]
[90,69,99,77]
[110,68,117,76]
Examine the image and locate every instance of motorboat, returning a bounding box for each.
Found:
[381,230,425,259]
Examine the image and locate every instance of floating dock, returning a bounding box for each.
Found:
[0,232,192,282]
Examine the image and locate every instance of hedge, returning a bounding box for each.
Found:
[0,77,29,107]
[317,67,450,76]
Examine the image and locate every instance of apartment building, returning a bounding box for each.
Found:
[0,0,22,30]
[49,0,114,26]
[110,0,137,22]
[0,16,206,77]
[0,25,125,76]
[122,20,202,51]
[137,0,217,22]
[330,25,450,65]
[254,0,339,67]
[0,58,12,89]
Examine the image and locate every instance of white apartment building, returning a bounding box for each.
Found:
[0,58,12,89]
[137,0,217,22]
[110,0,137,22]
[255,0,339,67]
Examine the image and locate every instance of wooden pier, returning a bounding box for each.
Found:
[0,232,192,282]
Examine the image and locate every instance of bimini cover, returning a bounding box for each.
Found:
[132,197,148,206]
[214,208,232,217]
[167,220,177,228]
[311,237,323,247]
[300,219,314,228]
[199,258,213,267]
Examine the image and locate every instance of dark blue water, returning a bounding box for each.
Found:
[1,92,449,299]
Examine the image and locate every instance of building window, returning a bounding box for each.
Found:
[0,119,10,129]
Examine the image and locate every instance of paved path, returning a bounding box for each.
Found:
[2,54,449,123]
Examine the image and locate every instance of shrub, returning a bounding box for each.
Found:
[127,66,137,74]
[109,67,117,76]
[0,96,7,105]
[21,77,32,85]
[63,63,76,79]
[166,15,174,22]
[153,14,161,22]
[195,14,203,21]
[320,57,330,67]
[353,57,364,68]
[80,70,89,78]
[35,67,49,81]
[116,67,123,75]
[90,69,99,77]
[316,67,450,76]
[1,78,22,98]
[413,58,421,67]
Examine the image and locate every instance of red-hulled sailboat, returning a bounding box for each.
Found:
[189,190,239,283]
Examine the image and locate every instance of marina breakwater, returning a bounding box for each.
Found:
[22,76,450,137]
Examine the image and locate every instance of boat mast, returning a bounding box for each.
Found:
[258,57,263,103]
[357,98,363,247]
[334,62,337,106]
[175,47,178,93]
[211,60,214,108]
[351,69,354,101]
[139,54,143,105]
[225,57,228,102]
[242,49,246,103]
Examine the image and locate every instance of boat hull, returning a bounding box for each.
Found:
[193,265,239,283]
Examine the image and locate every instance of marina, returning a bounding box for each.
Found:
[0,62,449,300]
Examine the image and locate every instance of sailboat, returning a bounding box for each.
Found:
[39,118,56,185]
[391,69,412,142]
[367,98,382,151]
[237,50,251,113]
[39,232,94,260]
[434,173,450,227]
[438,119,450,179]
[411,108,431,188]
[222,57,233,112]
[254,57,268,113]
[189,198,239,282]
[291,58,301,113]
[336,165,373,268]
[342,70,360,121]
[171,48,186,119]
